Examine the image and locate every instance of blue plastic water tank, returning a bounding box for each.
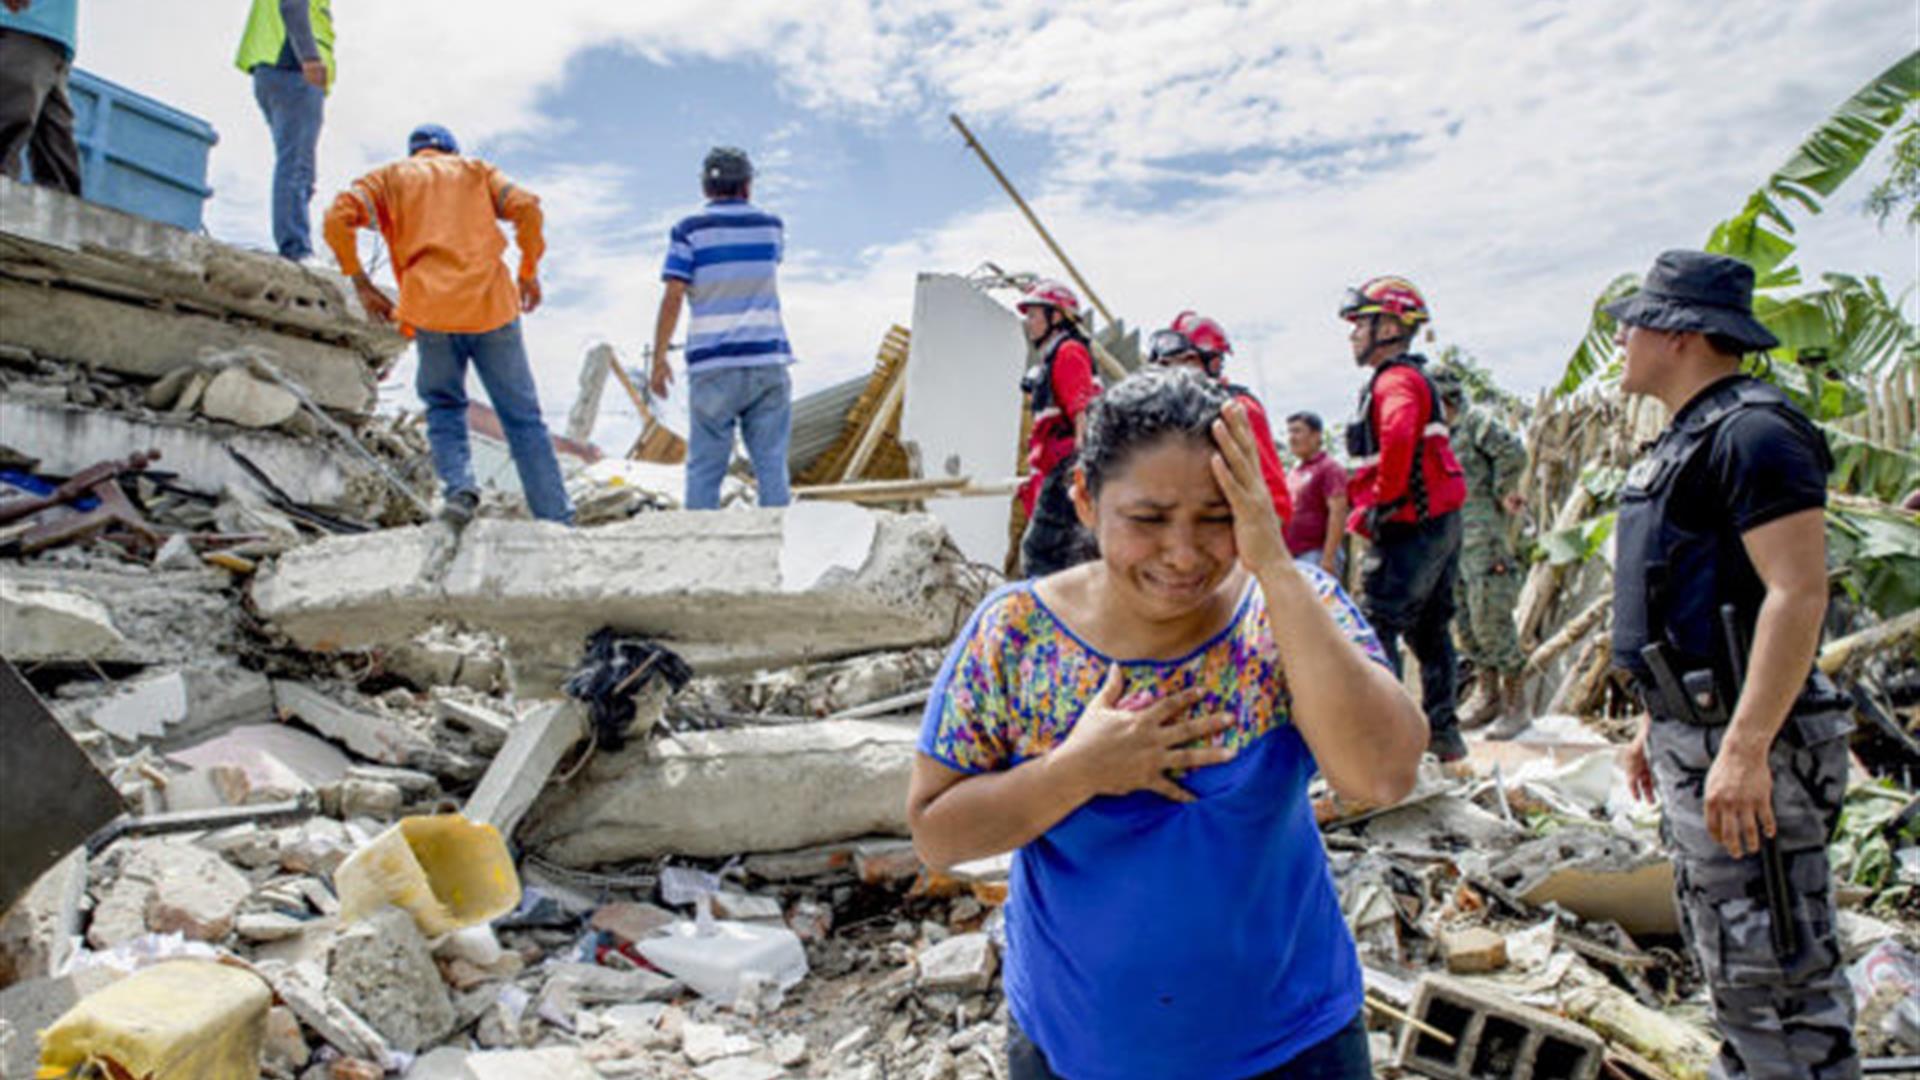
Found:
[46,69,219,232]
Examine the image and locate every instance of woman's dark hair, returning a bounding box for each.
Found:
[1079,367,1230,497]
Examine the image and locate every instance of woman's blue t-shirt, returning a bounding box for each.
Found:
[917,571,1388,1080]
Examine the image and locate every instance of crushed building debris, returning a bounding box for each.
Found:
[0,178,1914,1080]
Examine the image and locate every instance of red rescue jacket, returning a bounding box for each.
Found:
[1345,355,1465,537]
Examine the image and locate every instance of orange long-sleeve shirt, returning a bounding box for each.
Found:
[323,150,543,335]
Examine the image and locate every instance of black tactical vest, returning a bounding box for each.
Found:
[1346,354,1445,522]
[1022,331,1090,417]
[1611,376,1833,685]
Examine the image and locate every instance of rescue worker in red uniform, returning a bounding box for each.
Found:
[1016,280,1102,578]
[1340,276,1469,762]
[1146,311,1292,525]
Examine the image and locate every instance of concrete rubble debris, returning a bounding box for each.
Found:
[917,932,998,994]
[524,720,917,863]
[330,904,459,1053]
[0,578,125,660]
[251,509,983,694]
[1441,926,1509,974]
[1398,973,1605,1080]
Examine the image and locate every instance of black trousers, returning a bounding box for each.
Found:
[1009,1012,1372,1080]
[1361,511,1462,735]
[0,29,82,195]
[1019,458,1097,579]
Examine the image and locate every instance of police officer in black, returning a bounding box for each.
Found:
[1612,251,1857,1080]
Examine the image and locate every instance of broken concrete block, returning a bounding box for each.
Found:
[0,579,125,661]
[771,1033,808,1067]
[274,680,436,766]
[323,778,405,819]
[0,849,85,984]
[696,1058,785,1080]
[917,932,997,994]
[464,699,589,838]
[329,904,457,1054]
[1490,831,1679,937]
[258,959,391,1065]
[1397,973,1604,1080]
[682,1020,759,1065]
[37,960,271,1080]
[143,842,252,941]
[251,509,981,695]
[590,900,678,944]
[171,722,353,792]
[279,816,352,876]
[1442,926,1509,974]
[0,398,378,509]
[463,1047,602,1080]
[431,694,513,755]
[524,720,916,864]
[63,662,274,746]
[538,962,678,1009]
[198,363,302,428]
[855,838,923,886]
[335,815,521,937]
[710,890,784,923]
[236,912,308,943]
[0,968,120,1080]
[263,1004,311,1073]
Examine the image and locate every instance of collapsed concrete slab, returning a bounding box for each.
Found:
[252,507,982,696]
[522,719,915,866]
[0,397,381,509]
[0,579,127,661]
[0,175,402,413]
[2,561,240,664]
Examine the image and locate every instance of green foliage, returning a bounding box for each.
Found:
[1827,781,1920,913]
[1557,49,1920,397]
[1866,116,1920,231]
[1536,510,1616,567]
[1827,504,1920,619]
[1826,425,1920,502]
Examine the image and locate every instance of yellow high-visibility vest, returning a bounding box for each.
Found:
[234,0,335,91]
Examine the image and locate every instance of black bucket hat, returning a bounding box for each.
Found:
[1603,250,1780,352]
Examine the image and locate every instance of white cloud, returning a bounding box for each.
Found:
[80,0,1919,454]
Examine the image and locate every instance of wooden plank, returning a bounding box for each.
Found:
[839,364,909,483]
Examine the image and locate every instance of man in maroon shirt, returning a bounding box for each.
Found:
[1283,412,1349,576]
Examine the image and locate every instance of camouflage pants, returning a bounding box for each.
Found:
[1453,535,1525,673]
[1649,709,1860,1080]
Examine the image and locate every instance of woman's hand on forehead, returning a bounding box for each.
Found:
[1210,402,1291,576]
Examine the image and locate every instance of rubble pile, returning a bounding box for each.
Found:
[1,180,1915,1080]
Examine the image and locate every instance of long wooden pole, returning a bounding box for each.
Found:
[949,112,1117,330]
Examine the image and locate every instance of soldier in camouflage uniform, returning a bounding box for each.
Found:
[1431,366,1530,734]
[1612,251,1858,1080]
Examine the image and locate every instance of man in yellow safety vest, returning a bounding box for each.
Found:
[234,0,335,262]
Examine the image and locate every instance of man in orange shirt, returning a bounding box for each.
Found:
[323,124,573,525]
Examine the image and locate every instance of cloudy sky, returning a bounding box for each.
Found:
[82,1,1918,451]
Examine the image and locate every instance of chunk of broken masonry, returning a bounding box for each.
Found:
[37,960,271,1080]
[523,720,916,864]
[329,904,458,1054]
[1441,926,1509,974]
[251,509,981,695]
[916,932,998,994]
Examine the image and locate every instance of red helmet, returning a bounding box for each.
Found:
[1016,279,1081,319]
[1170,310,1232,356]
[1339,276,1430,327]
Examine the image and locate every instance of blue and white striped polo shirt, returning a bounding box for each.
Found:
[661,199,793,371]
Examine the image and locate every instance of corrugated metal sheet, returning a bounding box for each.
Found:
[786,375,868,476]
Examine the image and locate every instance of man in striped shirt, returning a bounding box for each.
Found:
[650,147,794,510]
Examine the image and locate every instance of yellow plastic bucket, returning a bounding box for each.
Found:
[334,814,521,937]
[38,960,270,1080]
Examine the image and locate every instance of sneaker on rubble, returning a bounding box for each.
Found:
[439,489,480,528]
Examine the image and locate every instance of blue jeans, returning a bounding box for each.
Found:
[686,364,793,510]
[251,66,323,260]
[414,320,574,524]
